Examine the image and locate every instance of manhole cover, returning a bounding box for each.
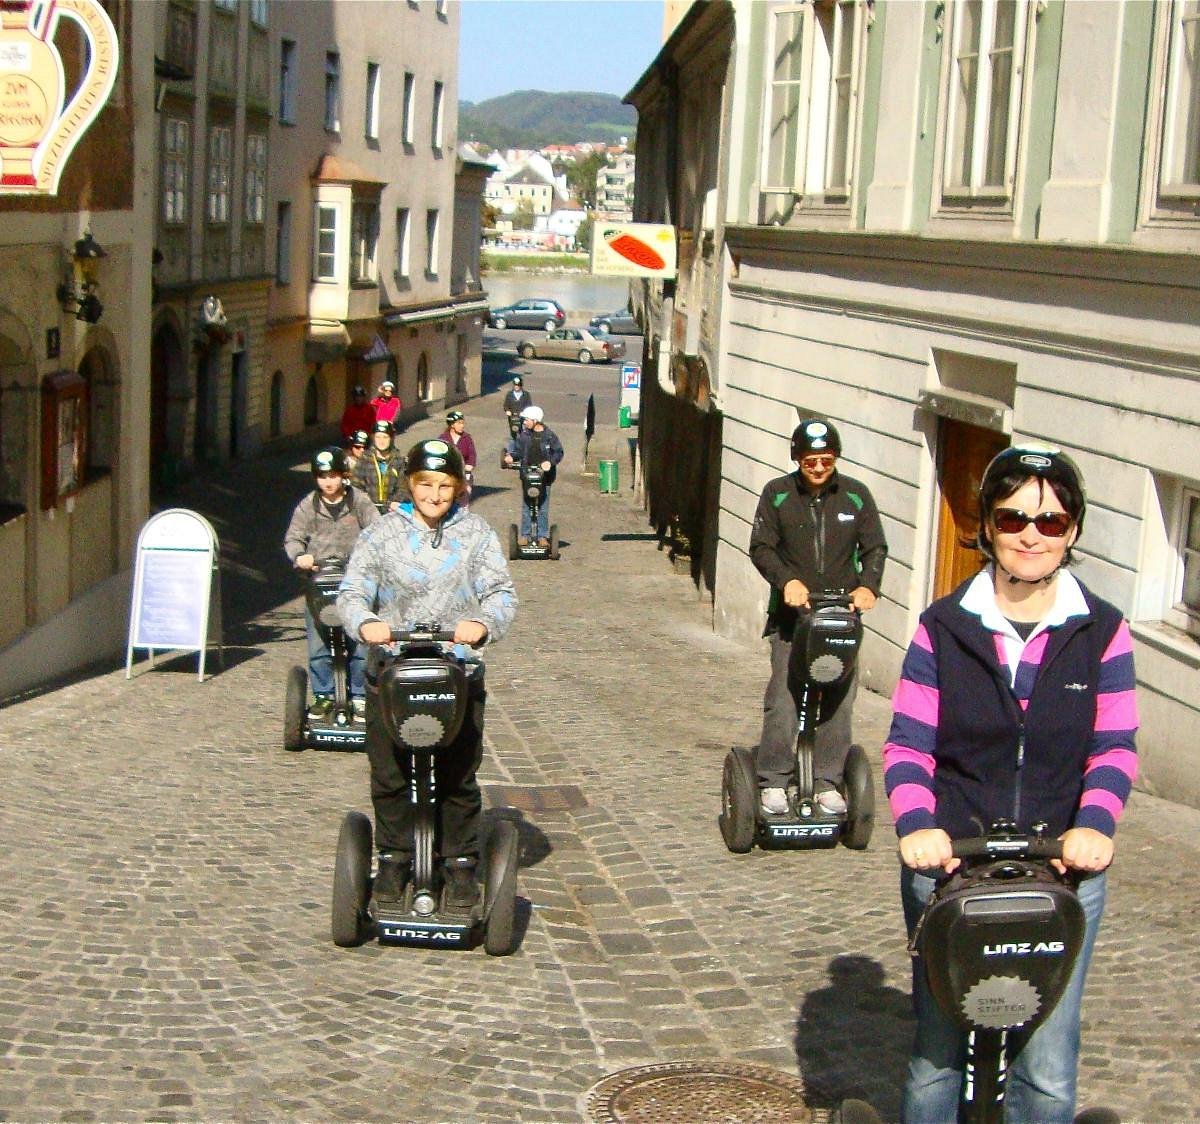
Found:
[584,1061,819,1123]
[484,784,588,812]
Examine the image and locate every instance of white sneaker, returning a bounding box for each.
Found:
[816,786,848,816]
[760,787,789,815]
[351,697,367,722]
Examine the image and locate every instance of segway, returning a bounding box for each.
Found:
[501,413,521,470]
[838,825,1120,1124]
[720,591,873,852]
[330,627,520,955]
[283,557,366,751]
[508,464,559,561]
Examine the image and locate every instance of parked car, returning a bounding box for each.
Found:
[517,327,627,365]
[487,299,566,331]
[588,307,641,335]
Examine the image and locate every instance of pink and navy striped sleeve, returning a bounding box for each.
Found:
[1076,620,1138,837]
[883,623,939,838]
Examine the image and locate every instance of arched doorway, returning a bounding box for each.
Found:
[151,321,186,487]
[417,352,430,402]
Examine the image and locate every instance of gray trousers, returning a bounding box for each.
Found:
[756,630,857,789]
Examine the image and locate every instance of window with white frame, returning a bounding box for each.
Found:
[325,51,341,132]
[313,203,339,281]
[207,125,232,223]
[245,133,266,224]
[213,0,236,9]
[276,201,291,284]
[1158,0,1200,199]
[402,71,416,144]
[351,199,380,283]
[425,209,439,275]
[1175,486,1200,631]
[941,0,1029,200]
[432,80,445,148]
[162,117,189,224]
[761,1,868,201]
[365,62,381,140]
[279,39,297,123]
[396,207,411,277]
[250,0,268,26]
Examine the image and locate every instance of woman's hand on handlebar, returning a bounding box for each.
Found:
[454,620,488,648]
[1054,827,1113,876]
[359,620,392,645]
[849,586,877,612]
[899,828,957,873]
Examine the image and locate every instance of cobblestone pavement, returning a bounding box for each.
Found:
[1,385,1197,1123]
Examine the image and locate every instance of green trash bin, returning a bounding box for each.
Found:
[598,459,619,493]
[618,405,631,428]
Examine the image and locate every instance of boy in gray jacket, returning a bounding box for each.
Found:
[283,447,379,719]
[337,438,517,909]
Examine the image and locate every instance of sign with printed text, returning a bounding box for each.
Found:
[0,0,119,195]
[590,222,677,278]
[126,509,222,681]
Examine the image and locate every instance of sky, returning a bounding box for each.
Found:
[457,0,666,105]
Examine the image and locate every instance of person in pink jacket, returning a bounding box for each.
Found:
[371,379,402,427]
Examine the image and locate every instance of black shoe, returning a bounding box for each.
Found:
[443,856,479,911]
[373,853,410,904]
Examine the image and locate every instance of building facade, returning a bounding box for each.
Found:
[0,0,155,698]
[629,1,1200,807]
[594,151,636,220]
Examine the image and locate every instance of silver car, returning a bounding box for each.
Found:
[517,327,627,365]
[588,307,641,335]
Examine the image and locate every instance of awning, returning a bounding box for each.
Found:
[303,322,351,364]
[358,333,393,364]
[384,298,490,329]
[917,387,1012,434]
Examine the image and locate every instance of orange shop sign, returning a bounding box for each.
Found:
[590,223,677,279]
[0,0,118,196]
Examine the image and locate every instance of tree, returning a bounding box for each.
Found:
[480,200,499,230]
[566,151,608,207]
[575,216,593,254]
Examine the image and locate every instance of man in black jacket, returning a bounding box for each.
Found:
[749,418,888,815]
[503,405,563,547]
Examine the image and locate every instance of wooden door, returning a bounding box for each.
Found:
[933,418,1008,600]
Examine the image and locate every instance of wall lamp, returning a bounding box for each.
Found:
[56,231,107,323]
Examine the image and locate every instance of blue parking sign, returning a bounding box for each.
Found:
[621,363,641,389]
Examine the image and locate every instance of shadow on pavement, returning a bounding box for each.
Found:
[483,806,552,870]
[792,953,911,1116]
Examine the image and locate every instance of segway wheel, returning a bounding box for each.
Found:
[284,666,307,751]
[838,1099,883,1124]
[549,524,560,561]
[331,811,373,947]
[508,524,519,561]
[1073,1110,1122,1124]
[719,748,758,853]
[484,820,519,956]
[841,743,875,850]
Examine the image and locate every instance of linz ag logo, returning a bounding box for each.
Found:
[383,926,464,943]
[983,941,1066,957]
[770,824,837,838]
[410,692,457,702]
[313,730,361,745]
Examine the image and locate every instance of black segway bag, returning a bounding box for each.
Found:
[374,650,469,752]
[307,558,347,628]
[913,861,1085,1033]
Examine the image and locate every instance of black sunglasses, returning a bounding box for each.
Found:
[992,508,1073,537]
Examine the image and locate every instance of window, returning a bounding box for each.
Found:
[402,71,415,143]
[425,208,439,275]
[269,370,283,438]
[436,0,448,15]
[304,374,319,426]
[250,0,268,26]
[396,207,411,277]
[245,134,267,224]
[365,62,381,140]
[279,39,296,123]
[1176,488,1200,629]
[942,0,1029,199]
[276,201,292,284]
[432,80,444,148]
[417,353,430,401]
[325,51,341,132]
[1159,1,1200,198]
[351,199,379,283]
[207,125,232,223]
[162,117,189,224]
[313,204,338,281]
[165,2,195,76]
[214,0,236,9]
[761,1,867,200]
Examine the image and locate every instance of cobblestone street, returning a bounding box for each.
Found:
[1,392,1197,1123]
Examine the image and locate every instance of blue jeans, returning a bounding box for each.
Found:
[519,485,550,540]
[305,606,365,699]
[900,865,1106,1124]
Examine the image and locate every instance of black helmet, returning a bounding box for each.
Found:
[311,446,348,475]
[372,419,394,436]
[446,409,464,423]
[977,445,1086,562]
[349,429,369,447]
[405,438,465,481]
[791,418,841,458]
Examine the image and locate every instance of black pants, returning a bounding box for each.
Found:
[365,677,486,861]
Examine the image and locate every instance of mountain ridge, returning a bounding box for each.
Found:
[458,89,636,150]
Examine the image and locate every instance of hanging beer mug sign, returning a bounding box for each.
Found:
[0,0,119,196]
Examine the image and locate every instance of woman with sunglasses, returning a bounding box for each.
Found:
[883,445,1139,1123]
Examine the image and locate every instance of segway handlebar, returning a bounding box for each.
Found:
[951,834,1064,861]
[387,626,457,644]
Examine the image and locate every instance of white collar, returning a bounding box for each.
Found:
[959,566,1089,639]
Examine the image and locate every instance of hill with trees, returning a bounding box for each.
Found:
[459,90,636,150]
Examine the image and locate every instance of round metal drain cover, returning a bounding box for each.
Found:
[585,1061,815,1123]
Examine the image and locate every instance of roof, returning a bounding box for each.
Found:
[311,154,385,185]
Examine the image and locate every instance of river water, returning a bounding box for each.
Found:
[480,271,633,320]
